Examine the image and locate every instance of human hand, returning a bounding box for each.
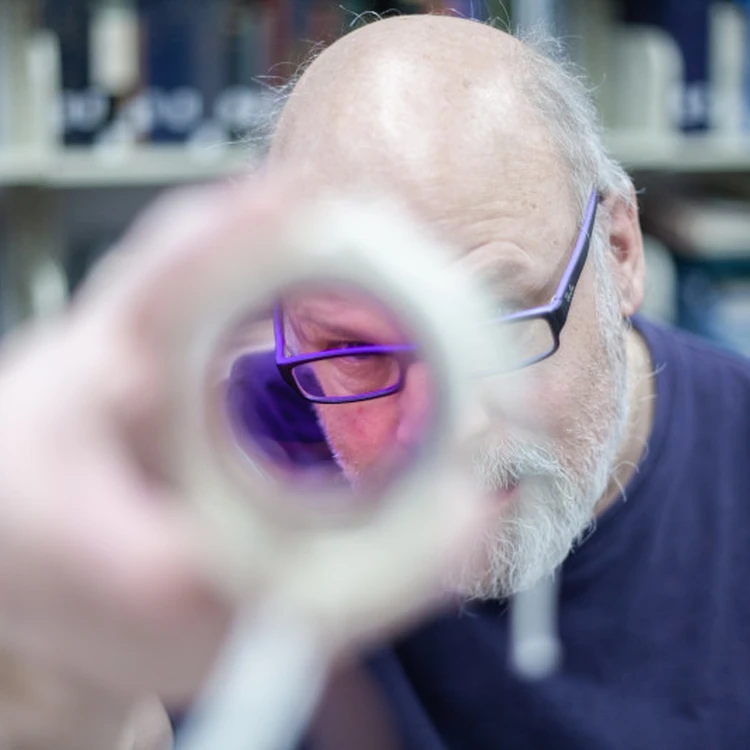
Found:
[0,646,171,750]
[0,175,488,749]
[0,178,291,705]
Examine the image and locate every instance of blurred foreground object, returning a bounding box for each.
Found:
[0,174,549,750]
[169,190,531,750]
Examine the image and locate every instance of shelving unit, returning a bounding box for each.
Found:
[606,132,750,174]
[4,134,750,191]
[5,136,750,329]
[2,0,750,335]
[0,145,257,327]
[0,146,254,188]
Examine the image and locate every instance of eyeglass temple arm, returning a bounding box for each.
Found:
[273,305,288,363]
[549,190,601,329]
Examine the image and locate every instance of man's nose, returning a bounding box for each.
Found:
[395,365,527,450]
[395,362,435,447]
[455,377,524,452]
[457,392,494,445]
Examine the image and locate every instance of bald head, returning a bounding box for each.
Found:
[269,15,572,225]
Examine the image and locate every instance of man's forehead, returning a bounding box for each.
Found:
[286,292,411,342]
[268,15,579,296]
[269,18,570,204]
[272,84,576,272]
[288,291,374,315]
[272,139,576,280]
[287,290,397,323]
[427,182,582,308]
[272,96,562,207]
[457,241,553,305]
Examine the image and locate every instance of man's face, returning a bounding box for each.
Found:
[287,192,631,599]
[283,288,437,488]
[458,217,631,598]
[269,49,632,595]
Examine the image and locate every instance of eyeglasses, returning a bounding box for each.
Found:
[274,304,417,404]
[273,189,600,404]
[495,188,601,369]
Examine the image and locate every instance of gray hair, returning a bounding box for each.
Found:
[513,28,634,213]
[505,27,633,352]
[505,25,636,313]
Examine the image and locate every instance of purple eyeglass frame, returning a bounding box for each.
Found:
[274,305,417,404]
[274,189,601,403]
[499,188,601,367]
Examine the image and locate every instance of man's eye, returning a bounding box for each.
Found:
[329,341,374,355]
[497,300,528,317]
[342,341,371,348]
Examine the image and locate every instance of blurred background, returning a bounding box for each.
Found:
[1,0,749,356]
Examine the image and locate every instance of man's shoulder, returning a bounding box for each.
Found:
[636,315,750,389]
[636,315,750,461]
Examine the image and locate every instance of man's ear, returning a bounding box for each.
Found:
[605,186,645,318]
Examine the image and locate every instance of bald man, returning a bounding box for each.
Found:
[267,15,649,599]
[1,14,750,750]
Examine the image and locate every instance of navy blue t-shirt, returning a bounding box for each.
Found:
[192,317,750,748]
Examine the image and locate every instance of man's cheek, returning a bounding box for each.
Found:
[320,402,400,465]
[495,366,565,440]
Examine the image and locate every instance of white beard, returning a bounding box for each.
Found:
[317,237,633,601]
[461,426,619,599]
[462,244,631,600]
